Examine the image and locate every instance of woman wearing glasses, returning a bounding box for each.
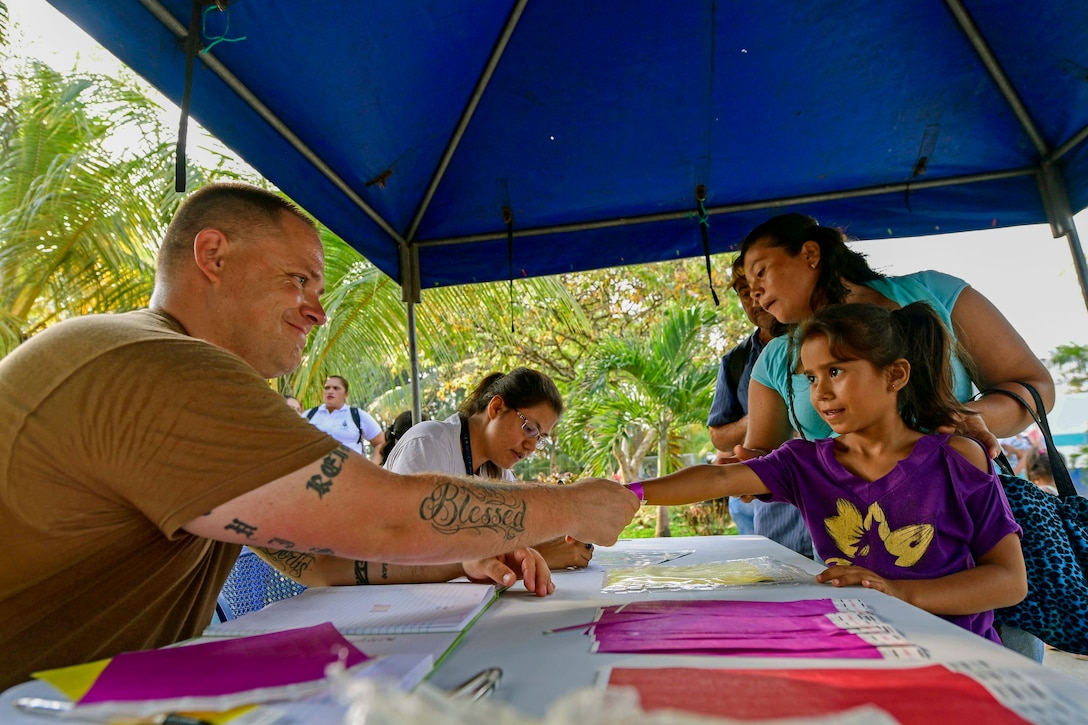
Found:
[384,368,594,569]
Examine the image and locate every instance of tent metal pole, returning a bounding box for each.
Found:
[399,243,423,423]
[406,299,423,425]
[1064,225,1088,318]
[1038,163,1088,315]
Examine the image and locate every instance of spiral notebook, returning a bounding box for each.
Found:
[204,583,498,637]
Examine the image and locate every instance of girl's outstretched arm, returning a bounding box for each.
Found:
[816,533,1026,615]
[639,463,770,506]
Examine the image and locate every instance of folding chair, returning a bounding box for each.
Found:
[214,546,307,622]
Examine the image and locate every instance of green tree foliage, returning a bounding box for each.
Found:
[0,58,217,355]
[1051,343,1088,392]
[562,304,720,534]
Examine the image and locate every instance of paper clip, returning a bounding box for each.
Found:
[447,667,502,702]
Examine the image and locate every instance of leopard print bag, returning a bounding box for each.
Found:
[986,386,1088,655]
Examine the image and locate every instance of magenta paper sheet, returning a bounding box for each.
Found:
[582,599,922,660]
[78,622,369,705]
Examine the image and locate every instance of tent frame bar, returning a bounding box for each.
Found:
[416,167,1035,247]
[403,0,528,244]
[944,0,1048,157]
[134,0,406,247]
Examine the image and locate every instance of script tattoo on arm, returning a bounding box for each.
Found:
[418,481,526,540]
[255,547,316,578]
[225,518,258,539]
[306,447,349,498]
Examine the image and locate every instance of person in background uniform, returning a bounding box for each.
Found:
[305,375,386,463]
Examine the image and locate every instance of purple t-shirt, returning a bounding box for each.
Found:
[744,434,1021,643]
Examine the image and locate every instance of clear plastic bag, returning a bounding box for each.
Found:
[602,556,812,593]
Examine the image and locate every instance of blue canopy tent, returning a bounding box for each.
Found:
[45,0,1088,414]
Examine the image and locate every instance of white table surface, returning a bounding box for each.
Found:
[425,535,1088,721]
[4,535,1087,724]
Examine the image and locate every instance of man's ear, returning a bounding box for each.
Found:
[193,228,229,282]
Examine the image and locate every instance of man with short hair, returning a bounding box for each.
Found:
[708,269,813,558]
[305,375,386,463]
[0,182,638,688]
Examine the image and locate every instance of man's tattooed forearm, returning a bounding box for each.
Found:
[419,481,526,540]
[225,518,257,539]
[256,547,316,578]
[306,447,349,498]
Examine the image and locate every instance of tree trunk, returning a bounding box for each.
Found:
[654,431,671,537]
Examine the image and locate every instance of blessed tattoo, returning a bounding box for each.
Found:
[419,482,526,540]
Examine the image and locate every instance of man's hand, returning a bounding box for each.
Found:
[565,478,639,545]
[463,548,555,597]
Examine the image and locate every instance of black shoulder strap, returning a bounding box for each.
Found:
[983,385,1077,499]
[305,407,318,420]
[350,407,364,445]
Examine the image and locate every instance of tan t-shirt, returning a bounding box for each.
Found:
[0,310,338,688]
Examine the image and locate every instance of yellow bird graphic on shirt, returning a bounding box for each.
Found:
[824,500,934,568]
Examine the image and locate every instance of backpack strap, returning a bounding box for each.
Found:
[304,407,318,421]
[350,407,364,445]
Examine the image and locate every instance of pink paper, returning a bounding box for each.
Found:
[588,599,886,659]
[78,622,369,704]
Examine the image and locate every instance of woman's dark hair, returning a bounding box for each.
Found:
[459,368,563,477]
[459,367,564,418]
[379,410,426,466]
[737,213,884,312]
[795,302,971,433]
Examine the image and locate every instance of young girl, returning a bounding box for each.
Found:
[632,302,1026,643]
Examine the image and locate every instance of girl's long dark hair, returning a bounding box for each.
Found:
[795,302,972,433]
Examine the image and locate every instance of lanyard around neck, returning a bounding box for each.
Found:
[458,414,475,476]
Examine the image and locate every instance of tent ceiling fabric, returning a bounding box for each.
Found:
[46,0,1088,291]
